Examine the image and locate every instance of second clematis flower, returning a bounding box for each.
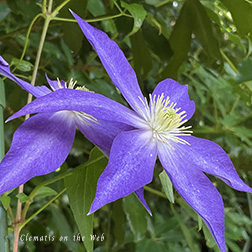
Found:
[69,11,251,252]
[0,56,141,195]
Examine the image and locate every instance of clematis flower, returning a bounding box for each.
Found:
[67,12,251,252]
[0,56,143,195]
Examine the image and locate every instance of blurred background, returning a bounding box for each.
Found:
[0,0,252,251]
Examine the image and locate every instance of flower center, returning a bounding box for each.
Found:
[138,93,192,149]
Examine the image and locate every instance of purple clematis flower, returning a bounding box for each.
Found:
[0,56,143,195]
[68,12,252,252]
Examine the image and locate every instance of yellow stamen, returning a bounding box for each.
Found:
[137,93,192,149]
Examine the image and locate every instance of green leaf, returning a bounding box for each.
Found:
[187,0,221,60]
[121,1,147,37]
[123,193,147,241]
[65,147,107,252]
[159,170,174,203]
[0,196,10,211]
[16,192,30,203]
[221,0,252,38]
[33,186,57,198]
[10,58,33,72]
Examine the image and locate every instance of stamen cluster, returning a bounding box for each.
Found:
[138,93,192,149]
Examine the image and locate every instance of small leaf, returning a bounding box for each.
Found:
[0,195,10,210]
[121,1,147,37]
[159,170,174,203]
[10,58,33,72]
[65,147,107,252]
[16,192,30,203]
[34,186,57,198]
[123,193,147,241]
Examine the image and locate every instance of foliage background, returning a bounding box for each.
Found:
[0,0,252,251]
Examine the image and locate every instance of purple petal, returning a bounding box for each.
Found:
[0,56,51,97]
[152,79,195,120]
[70,11,146,115]
[158,142,226,252]
[89,130,157,214]
[135,188,152,215]
[76,118,133,157]
[0,112,76,194]
[7,89,145,128]
[45,74,66,90]
[180,136,252,192]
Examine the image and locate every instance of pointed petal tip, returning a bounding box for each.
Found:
[0,56,9,66]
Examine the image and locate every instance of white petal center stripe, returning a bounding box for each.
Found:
[137,93,192,149]
[54,78,98,126]
[73,111,98,126]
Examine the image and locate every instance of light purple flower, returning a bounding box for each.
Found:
[69,11,252,252]
[0,56,141,194]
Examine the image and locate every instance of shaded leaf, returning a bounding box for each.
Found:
[50,204,78,251]
[187,0,221,60]
[112,199,126,248]
[65,147,107,252]
[130,30,152,78]
[161,0,192,79]
[236,58,252,83]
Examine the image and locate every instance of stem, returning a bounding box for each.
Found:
[52,12,126,23]
[0,80,9,252]
[20,189,66,229]
[25,15,51,107]
[12,13,44,73]
[144,185,167,199]
[13,1,54,251]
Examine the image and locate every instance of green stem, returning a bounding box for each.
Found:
[20,189,66,229]
[52,12,127,23]
[144,186,167,199]
[0,79,9,252]
[13,2,54,251]
[25,14,51,107]
[21,155,105,220]
[12,13,44,73]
